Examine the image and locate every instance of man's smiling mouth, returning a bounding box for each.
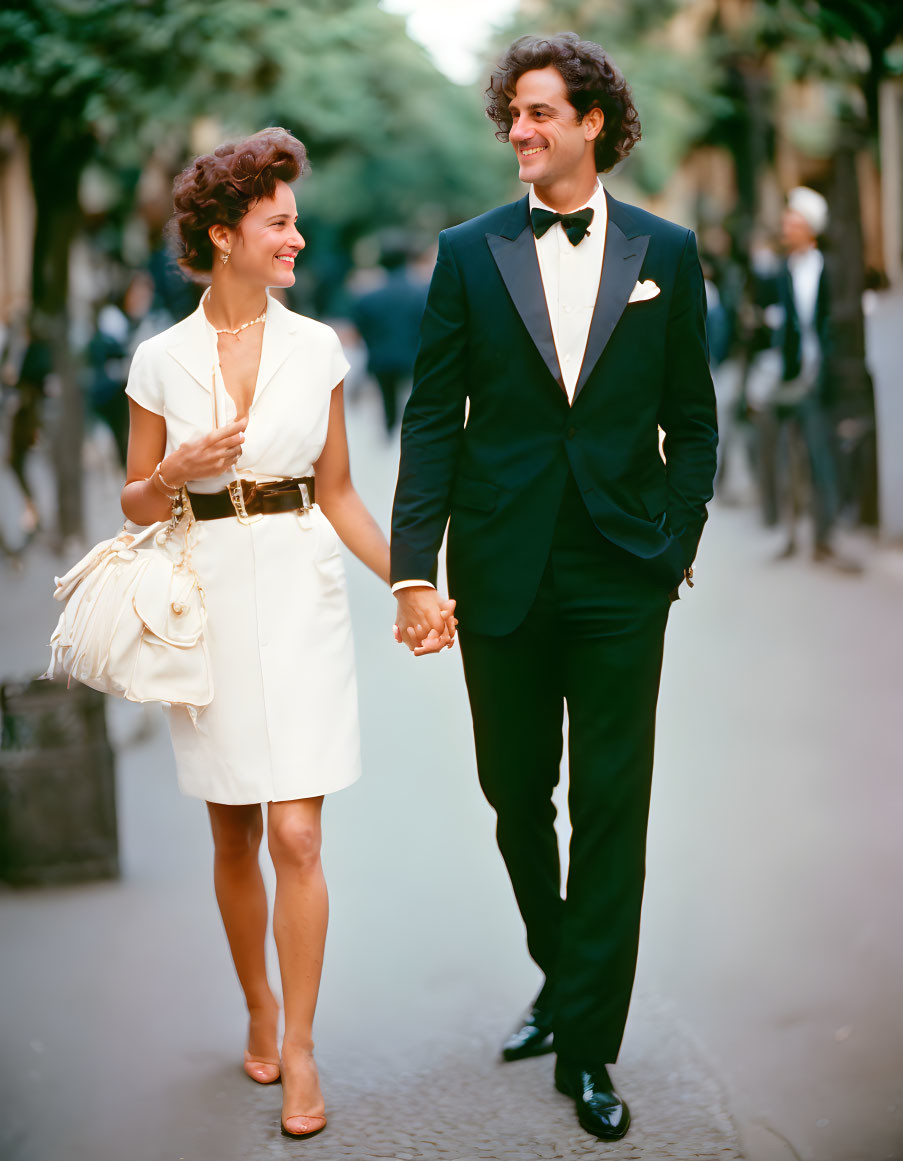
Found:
[521,146,547,157]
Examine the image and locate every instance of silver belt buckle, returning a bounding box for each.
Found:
[228,479,263,525]
[298,481,312,511]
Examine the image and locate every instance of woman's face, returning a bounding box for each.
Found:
[223,179,306,288]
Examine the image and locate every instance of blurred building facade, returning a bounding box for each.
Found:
[0,121,34,329]
[1,0,901,539]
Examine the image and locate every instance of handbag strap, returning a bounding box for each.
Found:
[120,521,166,548]
[210,324,242,491]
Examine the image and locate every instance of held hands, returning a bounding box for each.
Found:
[163,417,248,485]
[394,587,458,656]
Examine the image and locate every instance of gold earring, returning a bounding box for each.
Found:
[221,249,231,266]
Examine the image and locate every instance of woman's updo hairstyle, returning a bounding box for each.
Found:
[169,128,309,276]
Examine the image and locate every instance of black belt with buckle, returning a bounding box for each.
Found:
[186,476,315,522]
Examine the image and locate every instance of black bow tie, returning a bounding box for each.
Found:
[530,206,594,246]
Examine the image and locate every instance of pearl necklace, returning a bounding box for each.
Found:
[213,307,267,338]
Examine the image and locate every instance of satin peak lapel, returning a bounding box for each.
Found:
[573,217,650,401]
[486,227,563,390]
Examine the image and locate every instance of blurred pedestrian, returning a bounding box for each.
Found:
[7,322,51,538]
[147,239,201,320]
[120,128,429,1140]
[737,237,785,524]
[87,272,174,468]
[350,237,427,433]
[701,256,731,369]
[391,32,717,1142]
[86,301,130,467]
[774,187,859,570]
[703,253,746,499]
[122,268,174,348]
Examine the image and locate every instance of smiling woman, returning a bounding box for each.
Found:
[112,126,411,1143]
[168,127,310,276]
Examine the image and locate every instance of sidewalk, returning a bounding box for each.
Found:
[1,392,901,1160]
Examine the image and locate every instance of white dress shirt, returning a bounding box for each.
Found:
[529,179,607,403]
[393,181,607,595]
[787,244,824,376]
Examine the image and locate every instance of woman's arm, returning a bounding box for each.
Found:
[121,400,178,525]
[120,398,248,525]
[314,383,390,585]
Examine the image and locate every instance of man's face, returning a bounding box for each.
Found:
[781,209,815,254]
[507,66,602,188]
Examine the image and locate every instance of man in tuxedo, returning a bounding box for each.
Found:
[390,32,717,1140]
[775,186,857,570]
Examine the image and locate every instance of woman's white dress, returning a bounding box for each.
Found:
[125,293,360,805]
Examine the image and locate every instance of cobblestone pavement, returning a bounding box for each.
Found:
[0,429,742,1161]
[3,387,903,1161]
[158,995,740,1161]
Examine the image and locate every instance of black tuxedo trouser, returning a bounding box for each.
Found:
[458,474,671,1064]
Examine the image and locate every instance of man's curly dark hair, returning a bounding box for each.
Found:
[168,128,309,277]
[485,33,641,173]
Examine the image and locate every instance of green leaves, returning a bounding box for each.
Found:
[1,0,510,234]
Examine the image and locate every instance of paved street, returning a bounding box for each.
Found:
[1,384,901,1161]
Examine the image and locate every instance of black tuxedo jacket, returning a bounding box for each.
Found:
[391,191,718,636]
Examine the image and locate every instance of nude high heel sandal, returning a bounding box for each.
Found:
[280,1114,327,1140]
[279,1047,326,1139]
[243,1050,281,1085]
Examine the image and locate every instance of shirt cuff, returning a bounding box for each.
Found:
[391,580,436,595]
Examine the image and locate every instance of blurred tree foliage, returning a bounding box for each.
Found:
[758,0,903,133]
[0,0,508,538]
[0,0,508,250]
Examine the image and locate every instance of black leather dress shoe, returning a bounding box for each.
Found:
[554,1059,630,1140]
[500,1002,554,1061]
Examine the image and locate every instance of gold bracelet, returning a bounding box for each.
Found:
[158,461,180,493]
[151,462,179,498]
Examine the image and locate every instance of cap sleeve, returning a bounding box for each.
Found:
[124,341,164,416]
[328,328,351,390]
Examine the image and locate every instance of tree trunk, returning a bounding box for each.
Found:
[826,120,879,526]
[29,147,85,546]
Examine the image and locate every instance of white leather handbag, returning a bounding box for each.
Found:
[44,499,213,716]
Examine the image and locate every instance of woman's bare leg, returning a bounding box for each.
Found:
[207,802,280,1082]
[267,797,328,1135]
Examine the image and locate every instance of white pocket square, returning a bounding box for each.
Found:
[628,279,660,303]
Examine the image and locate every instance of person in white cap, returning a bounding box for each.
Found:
[775,185,858,570]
